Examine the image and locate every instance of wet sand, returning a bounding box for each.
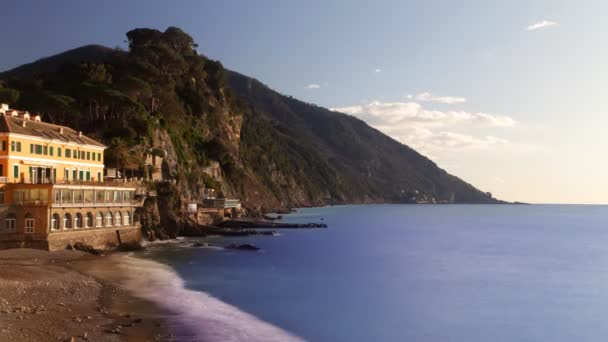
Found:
[0,248,172,342]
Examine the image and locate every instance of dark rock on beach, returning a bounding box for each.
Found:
[225,243,260,251]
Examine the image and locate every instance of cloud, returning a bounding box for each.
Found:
[331,101,515,128]
[330,100,516,155]
[526,20,557,31]
[305,84,321,89]
[374,68,382,73]
[415,92,467,104]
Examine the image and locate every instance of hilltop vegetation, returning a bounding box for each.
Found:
[0,27,500,211]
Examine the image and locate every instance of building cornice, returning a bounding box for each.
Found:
[0,155,104,169]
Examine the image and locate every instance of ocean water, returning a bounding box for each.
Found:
[133,204,608,341]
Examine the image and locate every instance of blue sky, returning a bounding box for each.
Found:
[2,0,607,203]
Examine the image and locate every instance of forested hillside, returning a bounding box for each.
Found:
[0,27,500,211]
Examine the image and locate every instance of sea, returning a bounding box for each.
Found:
[122,204,608,341]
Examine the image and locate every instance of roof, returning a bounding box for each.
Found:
[0,114,106,148]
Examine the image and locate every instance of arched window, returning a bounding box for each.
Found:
[5,213,16,233]
[24,213,34,233]
[105,212,113,227]
[51,213,60,231]
[96,212,103,227]
[63,213,72,229]
[115,212,122,226]
[85,213,93,228]
[123,212,130,226]
[75,213,83,229]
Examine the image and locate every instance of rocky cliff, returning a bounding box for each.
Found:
[0,27,501,223]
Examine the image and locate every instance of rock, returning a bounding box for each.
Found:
[225,243,260,251]
[73,242,104,256]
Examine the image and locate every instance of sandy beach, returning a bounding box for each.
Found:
[0,248,172,342]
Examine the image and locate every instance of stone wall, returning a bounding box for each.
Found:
[46,226,142,251]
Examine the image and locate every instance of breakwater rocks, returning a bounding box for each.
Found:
[217,220,327,229]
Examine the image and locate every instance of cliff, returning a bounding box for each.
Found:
[0,27,501,221]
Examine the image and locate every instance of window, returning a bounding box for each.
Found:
[105,212,113,227]
[58,148,62,157]
[66,149,71,158]
[5,213,16,233]
[97,172,102,183]
[17,142,21,152]
[96,190,104,203]
[50,146,54,156]
[92,153,96,161]
[61,189,72,203]
[97,153,101,162]
[86,152,90,160]
[10,141,15,151]
[115,212,122,226]
[0,191,4,204]
[75,213,83,229]
[81,152,85,160]
[73,190,83,203]
[29,144,33,153]
[34,144,42,154]
[123,212,130,226]
[96,212,103,227]
[13,165,19,180]
[51,213,60,230]
[24,213,34,233]
[85,213,93,228]
[43,146,48,155]
[0,164,3,177]
[64,169,69,181]
[1,141,5,151]
[63,213,72,229]
[72,170,77,181]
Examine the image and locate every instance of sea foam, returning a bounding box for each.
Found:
[115,254,304,342]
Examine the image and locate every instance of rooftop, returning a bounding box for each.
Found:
[0,104,105,148]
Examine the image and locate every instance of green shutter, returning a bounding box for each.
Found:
[58,148,62,157]
[50,147,54,156]
[30,144,33,153]
[13,165,18,179]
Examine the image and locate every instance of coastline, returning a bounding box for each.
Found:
[0,248,172,342]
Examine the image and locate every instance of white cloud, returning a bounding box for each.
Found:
[526,20,557,31]
[415,92,467,104]
[305,84,321,89]
[332,101,515,128]
[374,68,382,73]
[331,100,516,155]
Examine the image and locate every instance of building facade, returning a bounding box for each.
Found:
[0,104,142,250]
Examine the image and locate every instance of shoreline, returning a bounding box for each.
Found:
[0,248,173,341]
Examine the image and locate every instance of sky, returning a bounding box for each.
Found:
[2,0,607,204]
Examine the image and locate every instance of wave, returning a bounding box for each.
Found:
[114,254,304,342]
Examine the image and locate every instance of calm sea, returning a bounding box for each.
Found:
[134,204,608,341]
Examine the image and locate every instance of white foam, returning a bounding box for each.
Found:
[114,254,305,342]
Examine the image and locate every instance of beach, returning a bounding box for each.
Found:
[0,248,171,342]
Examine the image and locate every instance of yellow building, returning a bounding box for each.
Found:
[0,103,105,184]
[0,104,142,250]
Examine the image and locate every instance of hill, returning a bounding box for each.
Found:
[0,27,500,213]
